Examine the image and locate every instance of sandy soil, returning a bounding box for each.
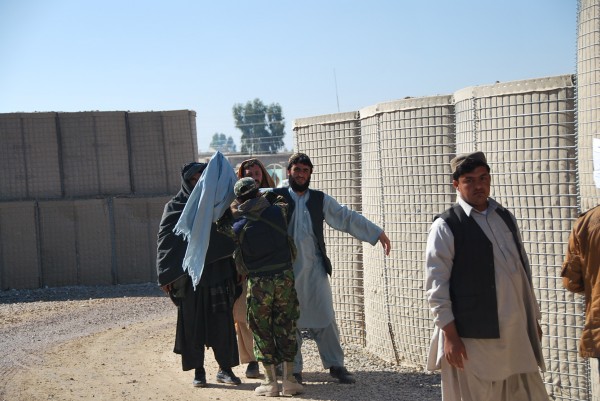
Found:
[0,283,441,401]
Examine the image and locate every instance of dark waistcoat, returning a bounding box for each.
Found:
[273,188,333,276]
[439,204,528,338]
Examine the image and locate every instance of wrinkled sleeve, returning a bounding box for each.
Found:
[156,202,186,286]
[425,218,455,330]
[508,211,542,319]
[323,194,382,245]
[510,211,533,276]
[561,221,585,293]
[174,151,236,288]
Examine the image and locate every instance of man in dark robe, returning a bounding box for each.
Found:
[156,162,240,387]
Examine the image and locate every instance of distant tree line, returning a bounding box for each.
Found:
[209,133,237,153]
[209,98,286,154]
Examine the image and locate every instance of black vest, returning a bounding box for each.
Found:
[233,205,292,277]
[438,204,529,338]
[273,188,333,276]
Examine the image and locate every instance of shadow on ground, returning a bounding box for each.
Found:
[0,282,163,304]
[292,369,441,401]
[204,369,441,401]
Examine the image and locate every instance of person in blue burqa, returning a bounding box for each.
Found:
[156,154,241,388]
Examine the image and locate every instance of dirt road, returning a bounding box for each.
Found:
[0,284,440,401]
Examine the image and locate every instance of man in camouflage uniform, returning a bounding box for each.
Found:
[230,177,303,397]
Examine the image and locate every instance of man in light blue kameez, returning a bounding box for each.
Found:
[273,153,391,385]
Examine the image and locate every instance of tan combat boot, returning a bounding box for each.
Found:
[281,361,304,396]
[254,363,279,397]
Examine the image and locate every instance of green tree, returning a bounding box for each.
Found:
[232,98,285,154]
[209,133,237,152]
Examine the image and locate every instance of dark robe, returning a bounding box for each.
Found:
[156,162,239,371]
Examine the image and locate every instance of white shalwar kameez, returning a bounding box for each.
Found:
[286,188,382,370]
[425,196,548,401]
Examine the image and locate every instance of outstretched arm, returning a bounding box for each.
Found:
[378,232,391,255]
[323,194,386,246]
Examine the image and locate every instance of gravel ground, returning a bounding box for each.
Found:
[0,283,441,401]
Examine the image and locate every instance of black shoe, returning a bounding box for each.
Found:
[293,372,303,385]
[216,368,242,385]
[245,361,260,378]
[329,366,355,384]
[193,367,207,387]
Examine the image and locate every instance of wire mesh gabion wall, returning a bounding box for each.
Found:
[578,0,600,213]
[577,0,600,397]
[359,96,455,366]
[0,113,62,200]
[58,112,131,197]
[0,110,196,290]
[293,112,366,345]
[454,76,584,401]
[292,75,591,400]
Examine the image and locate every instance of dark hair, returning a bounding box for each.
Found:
[241,159,260,169]
[287,152,313,171]
[452,159,490,181]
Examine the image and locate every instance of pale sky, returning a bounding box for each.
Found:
[0,0,576,151]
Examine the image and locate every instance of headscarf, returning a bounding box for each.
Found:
[174,151,238,287]
[156,162,207,286]
[237,158,275,188]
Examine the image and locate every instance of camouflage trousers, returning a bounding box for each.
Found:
[247,269,300,365]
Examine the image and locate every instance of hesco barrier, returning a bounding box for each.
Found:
[58,112,131,197]
[576,0,600,398]
[0,110,196,290]
[578,0,600,214]
[359,96,455,367]
[2,2,600,399]
[293,74,596,401]
[0,112,62,200]
[293,112,365,345]
[454,77,584,400]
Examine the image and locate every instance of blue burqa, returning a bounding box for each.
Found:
[174,151,237,288]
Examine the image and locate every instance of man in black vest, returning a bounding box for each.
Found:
[273,153,391,385]
[425,152,547,400]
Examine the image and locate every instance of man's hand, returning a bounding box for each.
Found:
[378,232,391,255]
[160,284,171,294]
[442,321,468,369]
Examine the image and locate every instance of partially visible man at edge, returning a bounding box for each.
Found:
[561,204,600,376]
[156,162,241,388]
[425,151,548,400]
[232,158,276,379]
[272,153,391,385]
